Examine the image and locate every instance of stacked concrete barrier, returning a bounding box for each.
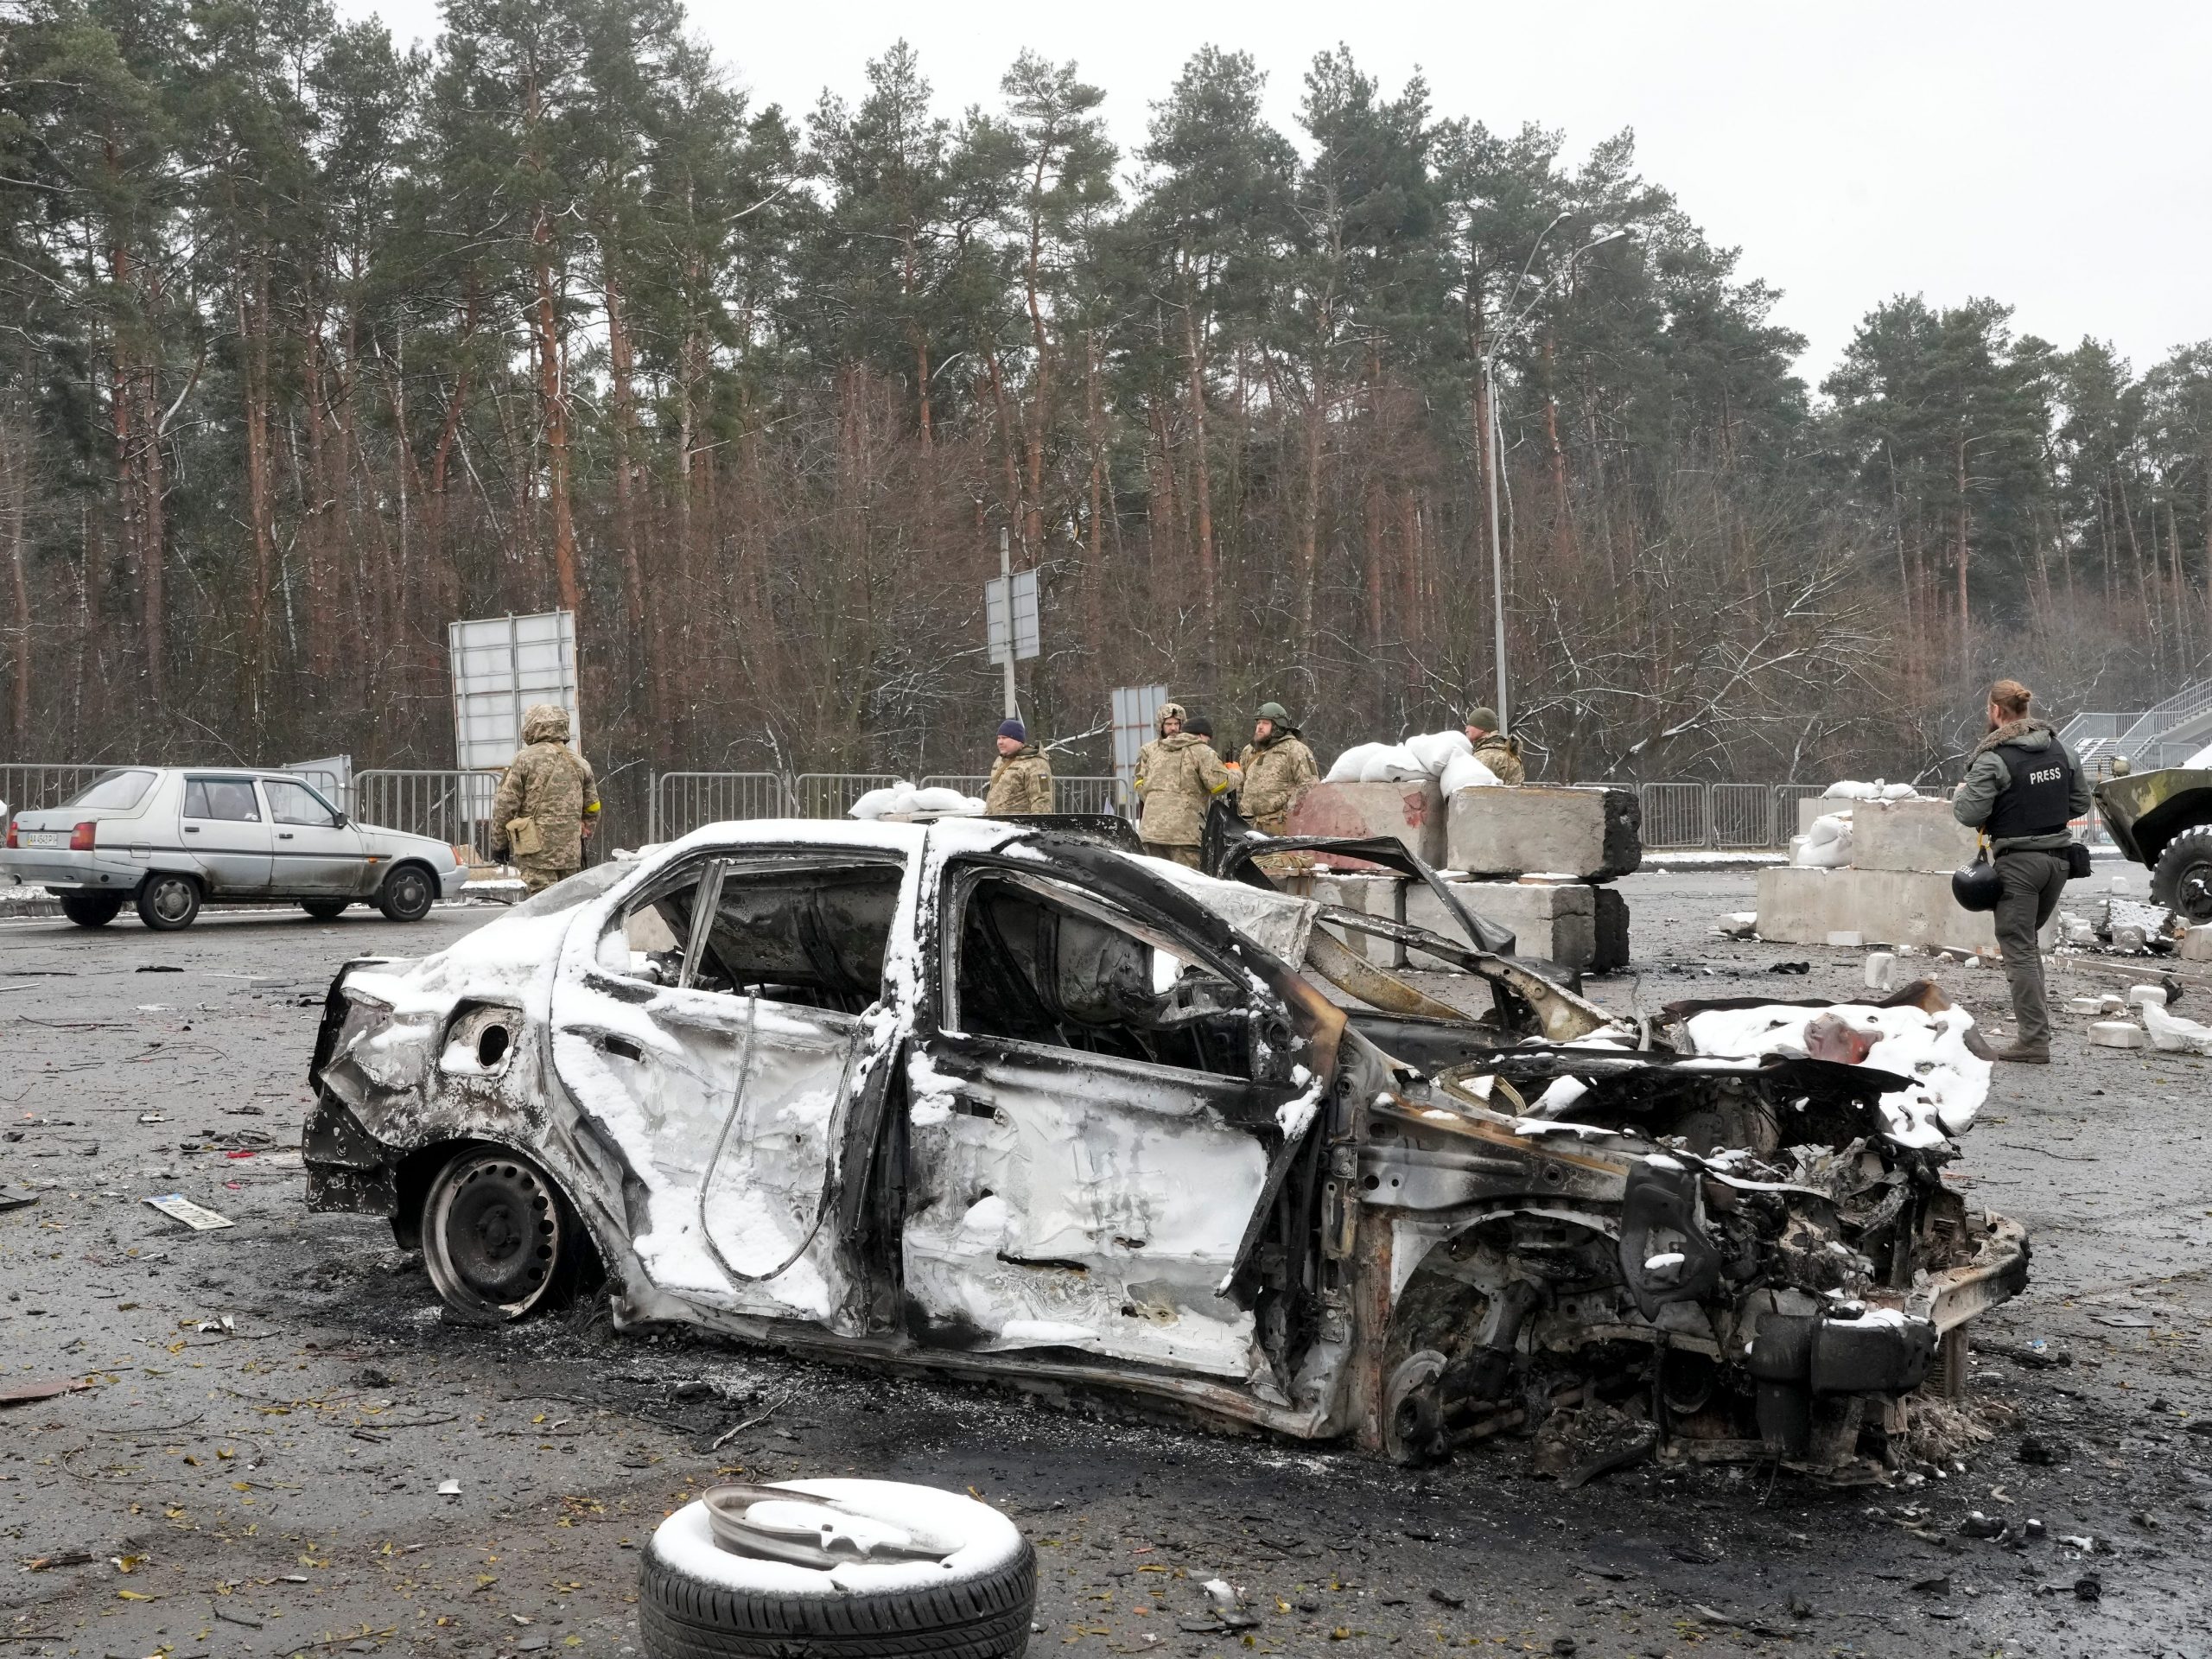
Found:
[1756,796,2055,954]
[1292,783,1639,972]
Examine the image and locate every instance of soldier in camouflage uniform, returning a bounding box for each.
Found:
[491,703,601,897]
[1463,706,1526,785]
[1236,702,1319,834]
[983,718,1054,815]
[1134,702,1233,868]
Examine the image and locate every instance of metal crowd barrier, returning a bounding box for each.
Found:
[918,773,1127,814]
[1635,781,1710,849]
[649,772,792,842]
[353,768,503,862]
[793,772,900,820]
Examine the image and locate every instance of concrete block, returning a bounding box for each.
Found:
[2179,926,2212,963]
[1865,951,1895,990]
[1446,785,1640,880]
[1849,798,1980,874]
[2126,983,2168,1008]
[1287,780,1446,868]
[1755,865,2057,956]
[2088,1020,2146,1049]
[1406,878,1596,973]
[1592,886,1630,972]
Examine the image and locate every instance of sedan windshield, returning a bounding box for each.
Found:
[63,768,157,811]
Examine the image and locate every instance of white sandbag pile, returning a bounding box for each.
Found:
[849,781,985,820]
[1325,730,1501,791]
[1791,810,1854,868]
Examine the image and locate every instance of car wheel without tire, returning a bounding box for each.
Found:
[376,863,435,922]
[639,1480,1036,1659]
[300,898,351,919]
[420,1147,577,1321]
[59,891,124,927]
[2150,824,2212,924]
[136,873,201,931]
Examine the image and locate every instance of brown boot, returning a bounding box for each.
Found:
[1993,1042,2050,1064]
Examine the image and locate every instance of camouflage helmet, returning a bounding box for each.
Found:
[1255,701,1294,729]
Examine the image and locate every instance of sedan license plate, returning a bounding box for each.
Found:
[18,831,68,849]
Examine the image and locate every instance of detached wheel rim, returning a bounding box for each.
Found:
[423,1151,564,1319]
[146,878,194,925]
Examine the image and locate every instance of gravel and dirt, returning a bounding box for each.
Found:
[3,871,2209,1657]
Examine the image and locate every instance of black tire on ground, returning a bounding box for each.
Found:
[419,1147,582,1321]
[135,872,201,931]
[300,898,351,918]
[376,862,435,922]
[59,891,124,927]
[639,1485,1036,1659]
[2151,823,2212,924]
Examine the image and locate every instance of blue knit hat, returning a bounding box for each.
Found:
[997,718,1027,742]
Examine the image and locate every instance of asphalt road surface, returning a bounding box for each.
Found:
[3,872,2209,1658]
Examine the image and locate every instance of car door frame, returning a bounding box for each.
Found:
[178,772,275,894]
[548,836,919,1334]
[896,836,1350,1388]
[257,775,370,897]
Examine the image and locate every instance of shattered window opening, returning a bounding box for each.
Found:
[945,867,1266,1077]
[616,852,906,1017]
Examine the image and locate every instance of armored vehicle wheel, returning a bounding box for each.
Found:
[2150,824,2212,924]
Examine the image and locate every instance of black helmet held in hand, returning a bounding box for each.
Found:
[1952,852,2002,913]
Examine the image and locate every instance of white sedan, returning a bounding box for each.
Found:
[2,766,466,930]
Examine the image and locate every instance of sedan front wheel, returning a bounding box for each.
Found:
[420,1147,578,1321]
[377,864,436,923]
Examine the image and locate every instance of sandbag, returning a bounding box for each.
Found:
[1325,742,1391,784]
[1805,810,1848,846]
[1404,729,1474,775]
[1439,751,1502,796]
[1358,743,1429,783]
[849,783,918,820]
[910,785,985,815]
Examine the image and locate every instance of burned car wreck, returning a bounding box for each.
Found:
[305,817,2024,1476]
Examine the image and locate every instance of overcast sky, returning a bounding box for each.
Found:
[334,0,2209,388]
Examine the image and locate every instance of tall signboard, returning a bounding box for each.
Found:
[448,611,580,835]
[448,611,581,772]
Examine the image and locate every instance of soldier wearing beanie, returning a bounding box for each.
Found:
[1463,706,1525,785]
[983,717,1053,815]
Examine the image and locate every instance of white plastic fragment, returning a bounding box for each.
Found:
[1715,912,1758,939]
[2088,1020,2147,1050]
[2142,1000,2212,1054]
[437,1478,461,1498]
[1864,951,1896,990]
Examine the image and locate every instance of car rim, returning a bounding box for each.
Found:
[149,880,192,923]
[426,1154,562,1316]
[394,872,429,916]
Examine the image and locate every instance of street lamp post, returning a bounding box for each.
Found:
[1479,217,1627,737]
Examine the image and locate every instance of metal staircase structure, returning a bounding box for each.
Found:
[2062,679,2212,774]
